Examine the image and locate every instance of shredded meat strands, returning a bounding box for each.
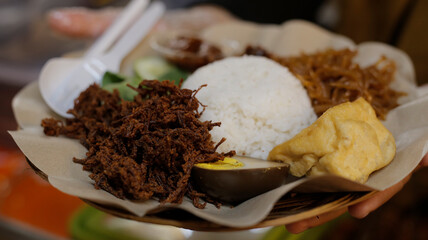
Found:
[42,80,235,208]
[245,46,405,119]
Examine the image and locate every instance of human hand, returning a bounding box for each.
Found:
[285,153,428,234]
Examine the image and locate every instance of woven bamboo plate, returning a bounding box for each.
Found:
[26,157,376,231]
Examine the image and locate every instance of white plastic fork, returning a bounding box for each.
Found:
[39,0,150,116]
[39,1,165,118]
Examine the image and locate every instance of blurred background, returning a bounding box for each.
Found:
[0,0,427,239]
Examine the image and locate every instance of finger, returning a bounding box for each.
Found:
[420,152,428,167]
[285,208,347,234]
[348,174,411,219]
[413,153,428,172]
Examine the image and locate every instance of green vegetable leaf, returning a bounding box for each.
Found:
[102,71,143,101]
[158,67,189,86]
[101,71,127,86]
[134,56,189,86]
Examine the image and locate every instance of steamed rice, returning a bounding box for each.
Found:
[182,56,317,159]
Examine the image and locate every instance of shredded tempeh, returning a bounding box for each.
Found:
[244,46,405,119]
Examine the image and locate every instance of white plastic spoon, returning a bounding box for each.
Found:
[39,1,165,118]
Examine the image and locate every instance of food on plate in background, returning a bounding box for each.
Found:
[268,98,396,183]
[47,5,236,39]
[183,55,317,160]
[47,7,121,38]
[151,35,224,71]
[244,46,405,119]
[41,80,235,208]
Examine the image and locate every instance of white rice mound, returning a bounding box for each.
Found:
[182,56,317,159]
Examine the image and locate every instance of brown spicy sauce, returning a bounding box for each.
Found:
[163,36,223,71]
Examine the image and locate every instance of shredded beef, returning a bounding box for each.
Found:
[41,80,234,208]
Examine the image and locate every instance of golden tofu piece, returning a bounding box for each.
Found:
[268,98,395,183]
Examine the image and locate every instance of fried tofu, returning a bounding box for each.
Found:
[268,98,395,183]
